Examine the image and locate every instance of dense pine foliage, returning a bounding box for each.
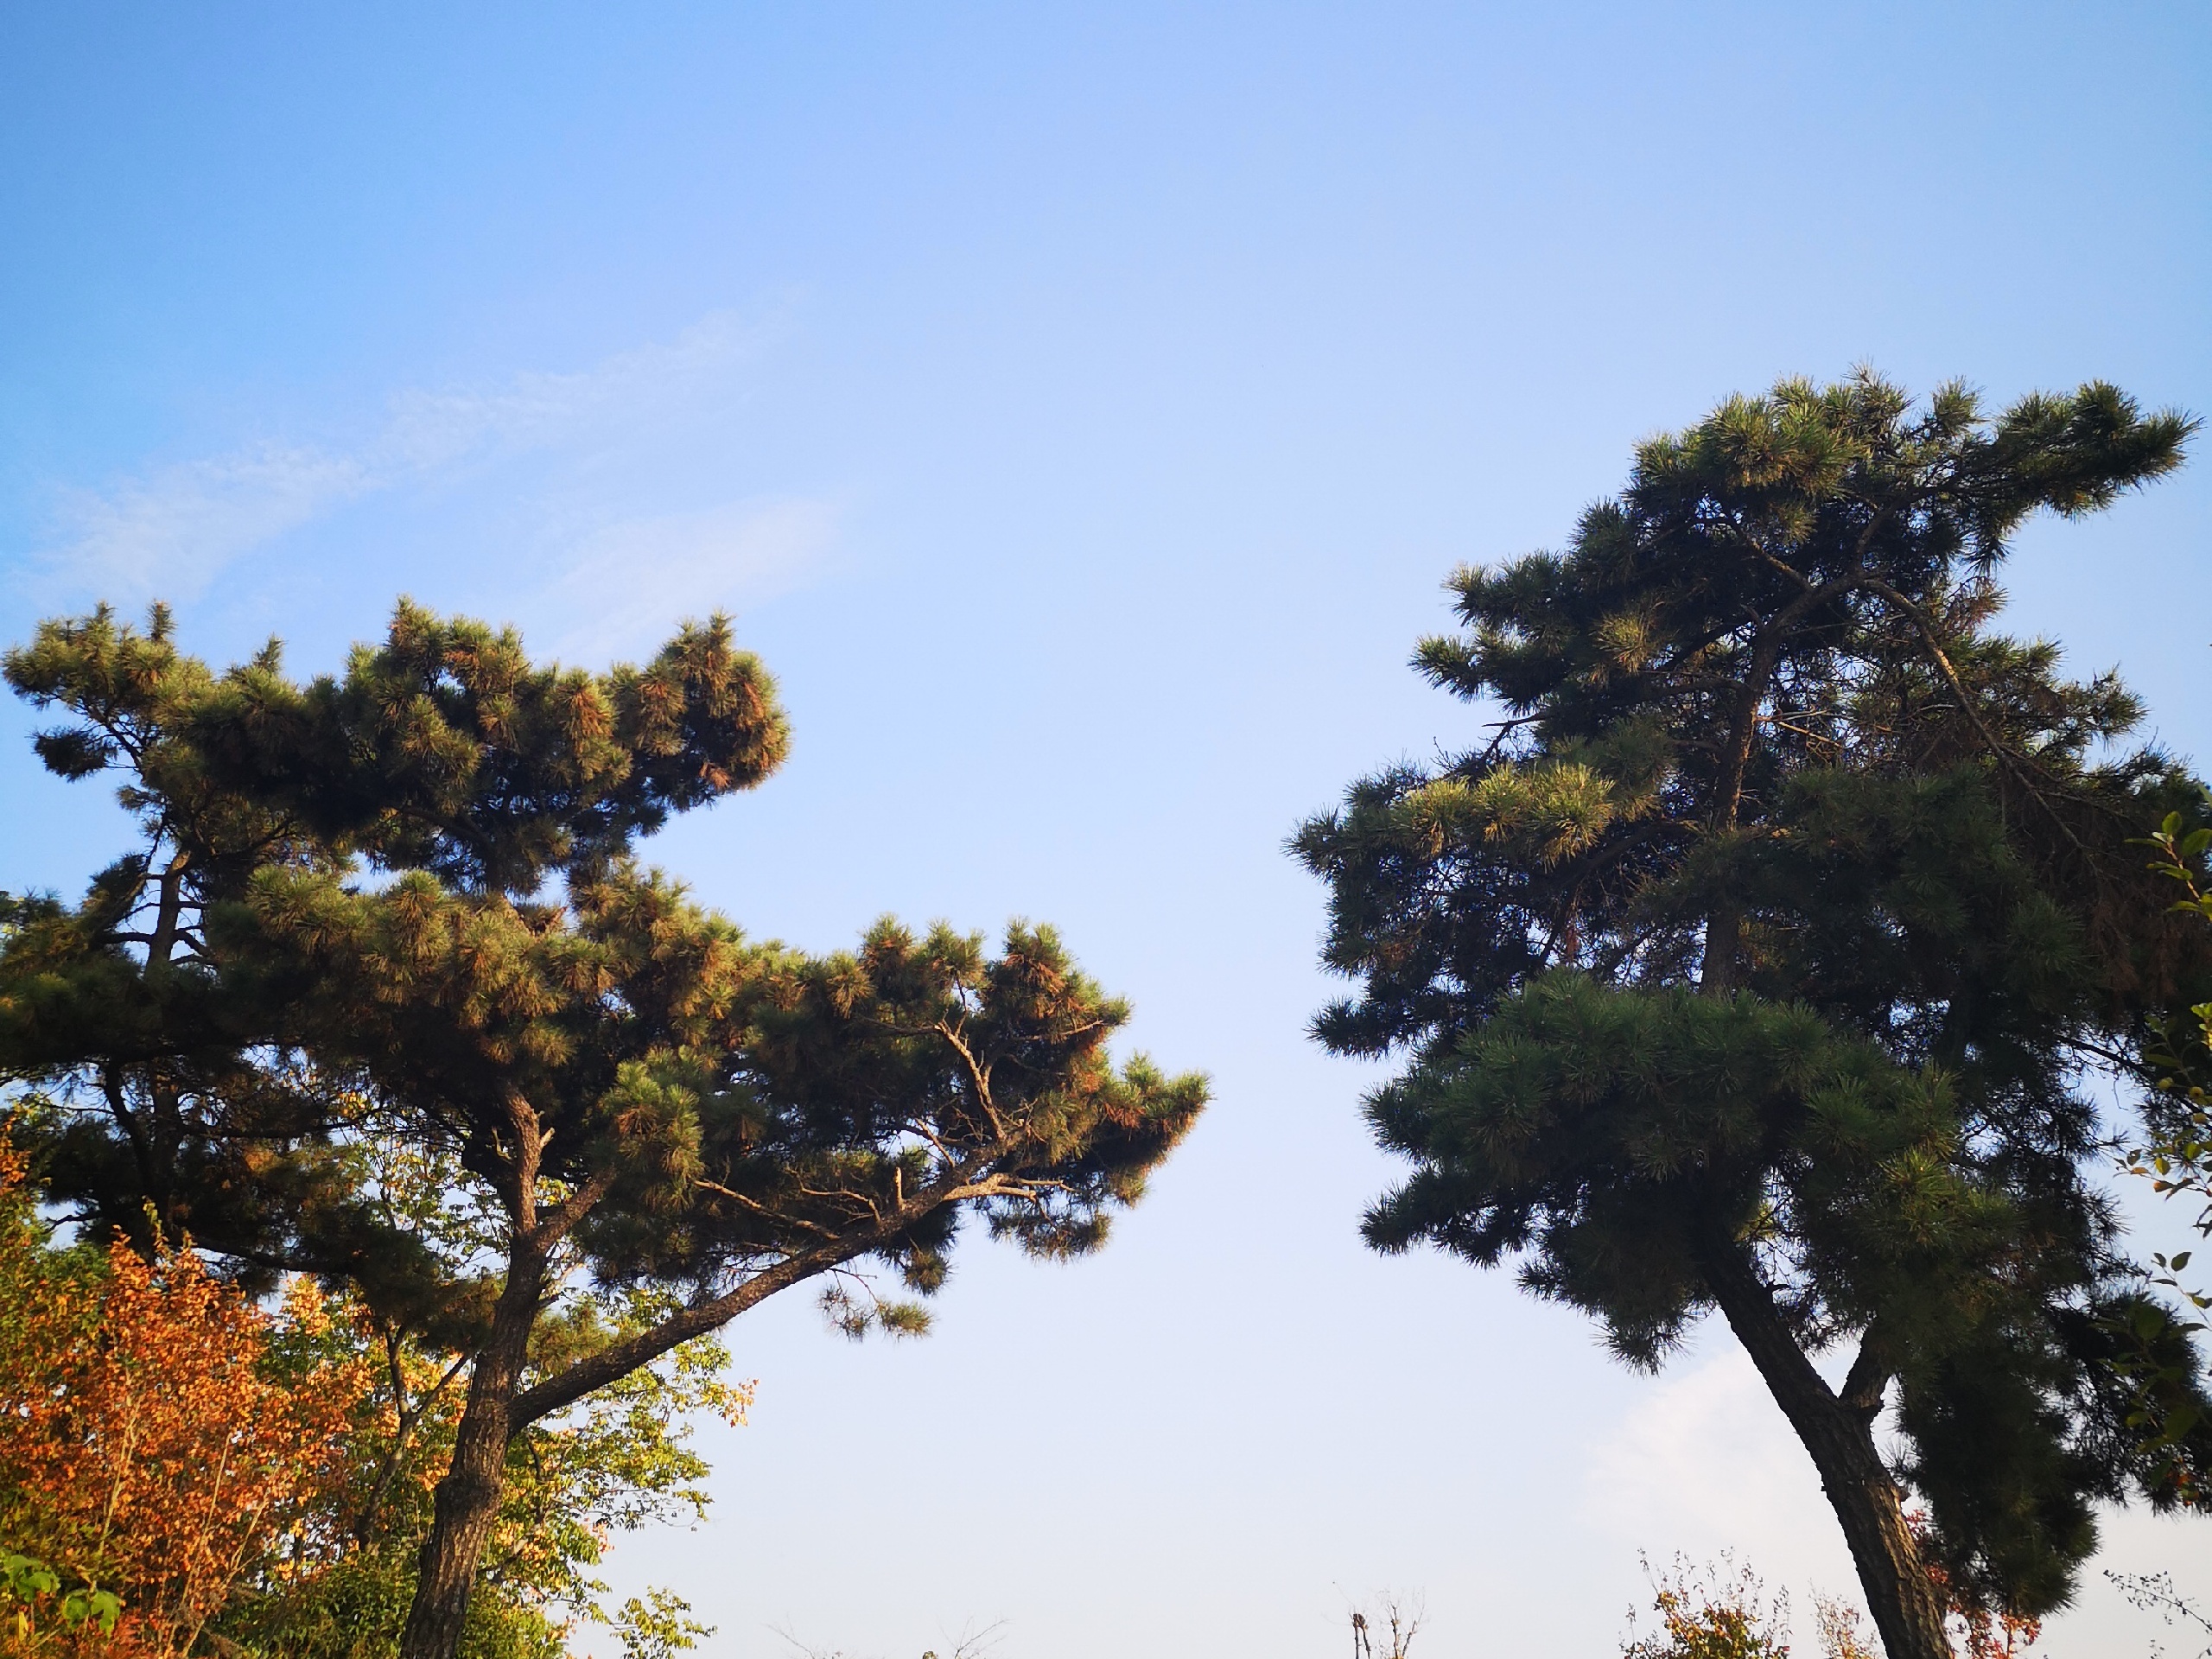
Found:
[0,603,1205,1659]
[1297,373,2212,1659]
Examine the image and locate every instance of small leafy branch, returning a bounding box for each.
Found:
[2133,805,2212,1286]
[1621,1553,1789,1659]
[2101,806,2212,1508]
[2,1551,123,1642]
[610,1586,714,1659]
[1810,1592,1878,1659]
[2106,1568,2212,1659]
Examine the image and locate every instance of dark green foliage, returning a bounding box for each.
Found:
[1,601,1205,1659]
[223,1557,567,1659]
[1298,372,2210,1650]
[2132,809,2212,1269]
[1363,974,2000,1367]
[186,599,791,895]
[2101,806,2212,1512]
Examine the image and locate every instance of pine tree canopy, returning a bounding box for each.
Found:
[0,601,1205,1659]
[1295,372,2211,1659]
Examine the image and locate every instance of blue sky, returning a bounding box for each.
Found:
[3,5,2209,1654]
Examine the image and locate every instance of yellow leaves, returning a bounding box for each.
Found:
[0,1150,370,1658]
[1622,1553,1792,1659]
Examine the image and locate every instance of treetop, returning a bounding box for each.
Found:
[4,598,791,899]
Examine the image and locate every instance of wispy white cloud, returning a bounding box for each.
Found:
[31,312,790,602]
[539,496,841,661]
[48,445,374,600]
[371,313,768,476]
[1586,1340,2212,1657]
[1584,1342,1861,1644]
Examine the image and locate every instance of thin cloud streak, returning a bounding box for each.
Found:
[48,446,373,600]
[372,312,772,475]
[29,312,785,602]
[539,497,842,662]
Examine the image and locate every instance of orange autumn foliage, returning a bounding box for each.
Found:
[0,1141,369,1657]
[1904,1514,2042,1659]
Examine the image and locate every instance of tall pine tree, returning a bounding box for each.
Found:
[1295,374,2212,1659]
[1,602,1206,1659]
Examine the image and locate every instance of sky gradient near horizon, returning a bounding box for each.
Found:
[3,6,2209,1655]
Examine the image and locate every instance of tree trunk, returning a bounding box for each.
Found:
[397,1243,546,1659]
[1700,1241,1955,1659]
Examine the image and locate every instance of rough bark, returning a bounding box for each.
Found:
[393,1108,1026,1656]
[1700,1240,1955,1659]
[395,1240,545,1659]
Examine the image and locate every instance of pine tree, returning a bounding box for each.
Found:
[1,602,1206,1659]
[1295,374,2212,1659]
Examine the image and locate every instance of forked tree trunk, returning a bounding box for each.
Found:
[1700,1242,1955,1659]
[397,1243,547,1659]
